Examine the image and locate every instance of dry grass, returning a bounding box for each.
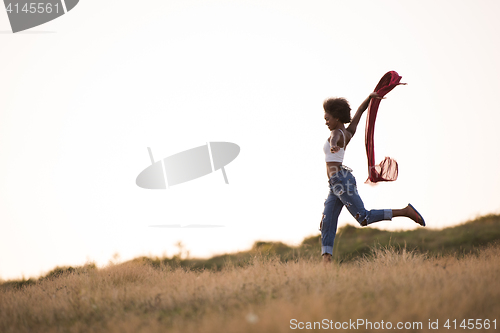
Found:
[1,245,499,333]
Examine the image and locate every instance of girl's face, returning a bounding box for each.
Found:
[324,112,339,131]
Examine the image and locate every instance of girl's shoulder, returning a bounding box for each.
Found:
[339,128,352,147]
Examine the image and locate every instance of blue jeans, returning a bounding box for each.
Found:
[320,166,393,255]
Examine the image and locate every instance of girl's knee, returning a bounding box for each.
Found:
[355,211,368,227]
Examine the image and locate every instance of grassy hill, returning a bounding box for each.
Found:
[180,213,500,269]
[1,215,500,333]
[0,215,500,333]
[128,213,498,269]
[2,213,499,290]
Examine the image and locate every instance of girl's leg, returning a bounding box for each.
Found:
[320,188,344,256]
[333,171,392,226]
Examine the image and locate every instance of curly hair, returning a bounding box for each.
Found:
[323,97,352,123]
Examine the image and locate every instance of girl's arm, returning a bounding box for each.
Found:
[329,130,342,153]
[346,92,382,137]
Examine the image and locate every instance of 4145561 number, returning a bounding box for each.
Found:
[6,3,60,14]
[444,319,496,330]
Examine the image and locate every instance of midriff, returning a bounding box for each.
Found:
[326,161,343,179]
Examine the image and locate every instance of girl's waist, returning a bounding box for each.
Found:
[327,164,353,179]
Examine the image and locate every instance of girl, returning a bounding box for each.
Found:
[321,92,425,263]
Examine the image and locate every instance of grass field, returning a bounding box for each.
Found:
[1,214,500,332]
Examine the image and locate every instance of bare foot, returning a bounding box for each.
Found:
[322,254,332,264]
[406,204,425,226]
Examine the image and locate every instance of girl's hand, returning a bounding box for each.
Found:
[330,146,341,153]
[369,92,384,99]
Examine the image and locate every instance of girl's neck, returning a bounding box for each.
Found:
[333,123,345,130]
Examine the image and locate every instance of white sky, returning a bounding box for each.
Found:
[1,0,500,280]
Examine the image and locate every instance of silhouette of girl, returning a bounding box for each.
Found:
[320,92,425,263]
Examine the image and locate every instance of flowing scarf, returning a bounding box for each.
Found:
[365,71,405,184]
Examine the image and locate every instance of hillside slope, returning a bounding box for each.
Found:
[2,213,499,288]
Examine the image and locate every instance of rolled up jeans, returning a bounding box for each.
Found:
[320,166,393,256]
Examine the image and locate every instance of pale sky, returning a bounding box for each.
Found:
[1,0,500,281]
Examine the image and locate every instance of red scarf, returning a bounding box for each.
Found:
[365,71,405,183]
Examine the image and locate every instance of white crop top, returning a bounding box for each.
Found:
[324,129,346,163]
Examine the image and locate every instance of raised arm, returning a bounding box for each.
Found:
[346,92,382,137]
